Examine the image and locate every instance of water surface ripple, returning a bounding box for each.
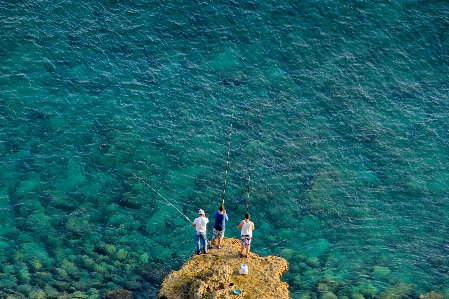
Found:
[1,1,448,298]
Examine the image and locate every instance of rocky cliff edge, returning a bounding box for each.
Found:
[158,238,290,299]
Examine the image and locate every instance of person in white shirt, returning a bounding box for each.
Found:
[237,213,255,258]
[192,209,209,255]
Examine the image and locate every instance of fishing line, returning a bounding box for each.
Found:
[221,105,234,208]
[246,150,253,213]
[134,173,192,222]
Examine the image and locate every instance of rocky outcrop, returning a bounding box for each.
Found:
[158,238,290,299]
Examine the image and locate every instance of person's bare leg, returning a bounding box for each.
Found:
[240,243,244,256]
[245,245,250,257]
[210,238,215,247]
[217,238,222,248]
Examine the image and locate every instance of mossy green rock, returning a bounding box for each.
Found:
[104,244,116,255]
[53,280,70,292]
[317,283,330,292]
[139,252,149,264]
[43,285,59,298]
[279,228,294,240]
[266,235,276,242]
[18,268,31,282]
[2,264,14,273]
[377,283,419,299]
[66,215,93,234]
[0,241,9,249]
[292,255,307,263]
[61,259,81,279]
[373,266,391,279]
[116,248,128,260]
[320,291,338,299]
[297,292,315,299]
[281,248,295,259]
[83,257,95,271]
[305,257,320,268]
[302,269,321,283]
[359,284,377,297]
[55,268,71,281]
[0,278,17,288]
[317,280,340,293]
[29,289,46,299]
[420,292,446,299]
[304,239,329,258]
[71,291,87,299]
[17,284,33,296]
[351,293,365,299]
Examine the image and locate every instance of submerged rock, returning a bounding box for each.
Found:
[102,290,132,299]
[420,292,445,299]
[136,262,170,284]
[377,283,419,299]
[158,238,290,299]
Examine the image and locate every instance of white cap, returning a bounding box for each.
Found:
[198,209,205,215]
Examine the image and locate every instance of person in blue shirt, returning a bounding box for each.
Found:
[210,205,228,249]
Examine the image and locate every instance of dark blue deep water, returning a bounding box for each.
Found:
[1,1,449,298]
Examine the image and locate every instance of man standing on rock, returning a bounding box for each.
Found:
[210,205,228,249]
[192,209,209,254]
[238,213,255,258]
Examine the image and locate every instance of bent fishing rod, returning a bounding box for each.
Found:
[221,106,234,208]
[134,173,192,222]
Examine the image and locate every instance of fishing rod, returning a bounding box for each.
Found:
[134,173,192,222]
[245,151,253,213]
[221,105,234,208]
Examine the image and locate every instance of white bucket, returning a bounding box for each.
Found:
[239,263,248,275]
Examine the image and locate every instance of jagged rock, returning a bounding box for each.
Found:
[158,238,290,299]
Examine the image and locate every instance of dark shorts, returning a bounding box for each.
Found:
[241,235,252,246]
[212,228,225,240]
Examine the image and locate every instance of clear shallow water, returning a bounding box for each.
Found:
[1,0,448,298]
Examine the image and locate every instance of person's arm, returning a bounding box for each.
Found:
[224,212,228,222]
[192,222,196,227]
[237,220,244,230]
[251,222,255,230]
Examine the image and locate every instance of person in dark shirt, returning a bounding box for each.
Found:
[210,205,228,249]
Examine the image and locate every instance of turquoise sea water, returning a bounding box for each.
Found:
[1,0,449,298]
